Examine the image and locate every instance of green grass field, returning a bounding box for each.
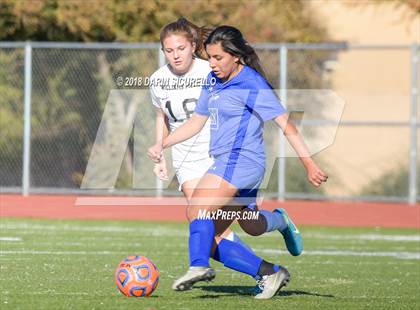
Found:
[1,217,419,309]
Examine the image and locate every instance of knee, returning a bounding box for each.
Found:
[186,204,210,222]
[214,235,223,243]
[186,205,196,222]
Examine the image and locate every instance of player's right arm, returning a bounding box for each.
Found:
[147,113,208,162]
[162,113,208,149]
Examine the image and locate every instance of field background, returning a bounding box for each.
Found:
[1,218,419,310]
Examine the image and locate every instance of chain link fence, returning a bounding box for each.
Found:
[0,47,24,189]
[0,42,418,203]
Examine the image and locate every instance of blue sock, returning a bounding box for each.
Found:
[219,231,255,253]
[213,238,263,277]
[189,219,215,267]
[259,210,287,232]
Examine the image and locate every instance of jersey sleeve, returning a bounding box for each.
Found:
[251,78,287,121]
[194,82,210,117]
[149,84,162,109]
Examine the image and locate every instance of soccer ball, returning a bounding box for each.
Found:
[115,255,159,297]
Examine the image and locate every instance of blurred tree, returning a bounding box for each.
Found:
[372,0,419,16]
[346,0,419,20]
[0,0,328,42]
[360,163,420,198]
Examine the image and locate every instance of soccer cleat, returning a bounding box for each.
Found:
[275,208,303,256]
[172,266,216,291]
[254,266,290,299]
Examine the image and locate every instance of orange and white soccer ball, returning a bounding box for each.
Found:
[115,255,159,297]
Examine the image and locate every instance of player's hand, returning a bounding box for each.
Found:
[147,144,163,163]
[153,158,169,181]
[305,161,328,187]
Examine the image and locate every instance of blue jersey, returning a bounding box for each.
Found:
[195,65,286,167]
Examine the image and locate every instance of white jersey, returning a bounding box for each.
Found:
[150,58,211,163]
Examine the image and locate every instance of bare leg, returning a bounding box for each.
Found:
[182,178,234,239]
[182,178,237,257]
[186,173,239,220]
[238,207,267,236]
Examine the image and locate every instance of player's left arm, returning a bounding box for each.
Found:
[149,108,170,166]
[153,157,169,181]
[273,113,328,187]
[152,109,169,179]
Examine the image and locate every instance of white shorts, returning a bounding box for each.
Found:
[173,157,214,190]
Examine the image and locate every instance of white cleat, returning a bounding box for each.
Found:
[172,266,216,291]
[254,266,290,299]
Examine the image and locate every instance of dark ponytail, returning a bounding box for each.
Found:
[160,17,213,60]
[205,25,267,79]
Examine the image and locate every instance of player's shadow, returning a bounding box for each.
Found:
[194,285,334,299]
[278,290,334,298]
[194,285,254,297]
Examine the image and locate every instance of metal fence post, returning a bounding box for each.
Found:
[278,45,288,201]
[408,43,418,205]
[155,47,166,198]
[22,41,32,196]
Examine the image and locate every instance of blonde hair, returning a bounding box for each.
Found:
[160,17,213,60]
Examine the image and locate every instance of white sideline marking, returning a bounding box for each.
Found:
[257,249,420,260]
[0,237,21,242]
[1,291,90,296]
[1,223,187,236]
[1,249,419,260]
[3,223,419,242]
[2,223,419,243]
[0,250,116,255]
[304,233,420,242]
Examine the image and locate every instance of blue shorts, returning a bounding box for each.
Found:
[206,152,265,210]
